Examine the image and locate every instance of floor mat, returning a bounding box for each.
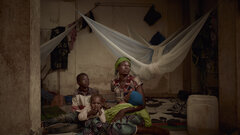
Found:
[145,97,187,130]
[42,106,66,121]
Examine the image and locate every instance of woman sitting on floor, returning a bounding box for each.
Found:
[106,56,169,135]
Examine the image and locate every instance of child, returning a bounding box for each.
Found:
[42,73,99,134]
[72,73,99,112]
[76,94,108,135]
[77,94,106,122]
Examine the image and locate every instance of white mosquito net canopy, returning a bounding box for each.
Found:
[78,12,210,80]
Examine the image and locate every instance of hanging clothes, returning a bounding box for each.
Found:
[81,11,95,32]
[149,31,166,45]
[144,5,162,26]
[50,27,70,70]
[40,22,78,66]
[67,20,79,51]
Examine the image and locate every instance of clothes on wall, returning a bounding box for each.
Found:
[40,22,78,66]
[40,11,94,67]
[50,27,70,70]
[192,11,218,95]
[67,21,78,51]
[150,31,166,45]
[144,5,162,26]
[81,11,95,32]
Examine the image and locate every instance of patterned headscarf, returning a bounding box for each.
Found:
[115,57,131,74]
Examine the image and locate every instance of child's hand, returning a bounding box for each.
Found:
[88,108,98,116]
[124,91,132,102]
[97,107,102,115]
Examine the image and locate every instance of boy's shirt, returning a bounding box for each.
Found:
[72,87,98,112]
[77,105,106,122]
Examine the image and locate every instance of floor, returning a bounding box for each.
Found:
[43,97,188,135]
[46,131,189,135]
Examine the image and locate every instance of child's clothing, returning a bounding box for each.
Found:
[43,87,98,134]
[77,105,106,123]
[76,106,107,135]
[76,117,109,135]
[72,87,98,111]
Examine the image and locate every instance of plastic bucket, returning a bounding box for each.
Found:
[187,95,219,135]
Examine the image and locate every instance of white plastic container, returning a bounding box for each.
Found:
[187,95,219,135]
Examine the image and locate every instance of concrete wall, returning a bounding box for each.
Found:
[30,0,41,133]
[237,0,240,129]
[41,0,185,96]
[40,0,76,95]
[218,0,239,132]
[189,0,201,93]
[0,0,41,134]
[189,0,218,93]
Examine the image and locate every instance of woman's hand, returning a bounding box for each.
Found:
[111,110,126,122]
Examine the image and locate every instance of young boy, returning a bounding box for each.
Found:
[43,73,98,134]
[72,73,99,112]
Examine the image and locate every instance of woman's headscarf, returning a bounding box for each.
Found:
[115,57,131,75]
